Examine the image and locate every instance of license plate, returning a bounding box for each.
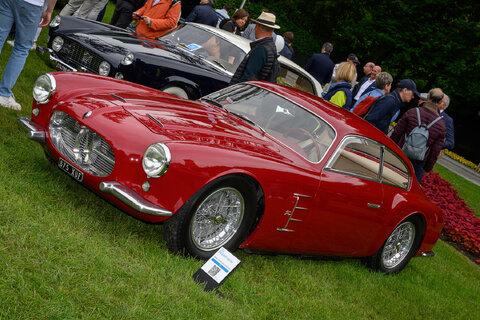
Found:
[55,61,72,72]
[58,158,84,182]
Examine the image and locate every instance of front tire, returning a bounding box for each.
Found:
[164,176,257,259]
[365,216,424,274]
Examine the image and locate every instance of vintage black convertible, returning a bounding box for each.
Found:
[39,15,322,99]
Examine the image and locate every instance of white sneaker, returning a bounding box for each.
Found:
[31,42,37,50]
[0,95,22,111]
[6,40,14,47]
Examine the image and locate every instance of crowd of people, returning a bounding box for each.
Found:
[0,0,454,183]
[305,42,454,182]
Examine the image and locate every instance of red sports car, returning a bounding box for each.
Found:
[19,72,444,273]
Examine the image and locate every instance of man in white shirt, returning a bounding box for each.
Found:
[0,0,57,111]
[352,65,381,103]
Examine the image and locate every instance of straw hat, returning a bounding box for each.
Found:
[252,12,280,29]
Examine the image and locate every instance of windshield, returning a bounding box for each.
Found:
[161,24,246,73]
[202,84,336,162]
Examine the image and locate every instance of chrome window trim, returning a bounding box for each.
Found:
[324,135,411,189]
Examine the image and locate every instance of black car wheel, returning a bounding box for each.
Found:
[164,176,257,259]
[364,215,424,274]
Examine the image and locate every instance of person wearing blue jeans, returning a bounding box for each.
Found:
[0,0,57,111]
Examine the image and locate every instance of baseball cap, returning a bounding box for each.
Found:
[398,79,420,96]
[347,54,360,64]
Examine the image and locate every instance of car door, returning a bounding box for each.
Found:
[286,136,389,256]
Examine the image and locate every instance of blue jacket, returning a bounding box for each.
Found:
[352,76,376,101]
[322,81,353,110]
[279,41,293,59]
[364,90,403,133]
[441,111,455,150]
[185,3,217,27]
[305,53,334,84]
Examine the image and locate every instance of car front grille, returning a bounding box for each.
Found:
[49,111,115,177]
[57,38,103,74]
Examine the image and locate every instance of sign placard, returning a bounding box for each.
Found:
[193,247,241,295]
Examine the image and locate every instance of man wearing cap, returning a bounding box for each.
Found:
[364,78,419,134]
[185,0,217,27]
[390,88,446,182]
[230,11,280,84]
[322,53,359,92]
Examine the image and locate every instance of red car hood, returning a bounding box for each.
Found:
[99,93,290,160]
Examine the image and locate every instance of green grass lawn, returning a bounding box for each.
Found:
[1,5,480,319]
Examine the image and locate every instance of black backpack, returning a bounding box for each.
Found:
[219,18,230,29]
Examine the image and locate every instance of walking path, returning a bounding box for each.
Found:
[437,155,480,187]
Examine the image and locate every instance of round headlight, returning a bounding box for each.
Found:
[50,15,61,28]
[142,143,171,178]
[33,73,56,104]
[99,61,111,76]
[121,52,135,65]
[52,36,63,52]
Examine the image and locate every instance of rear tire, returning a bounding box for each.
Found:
[365,216,424,274]
[164,176,257,259]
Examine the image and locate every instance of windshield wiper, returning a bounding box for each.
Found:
[209,59,227,70]
[230,112,265,133]
[201,98,225,109]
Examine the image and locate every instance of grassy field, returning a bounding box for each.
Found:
[1,5,480,319]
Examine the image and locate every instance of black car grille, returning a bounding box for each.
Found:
[49,111,115,177]
[56,38,104,74]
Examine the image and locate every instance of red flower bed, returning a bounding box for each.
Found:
[422,172,480,261]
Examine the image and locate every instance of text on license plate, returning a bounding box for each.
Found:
[55,61,73,72]
[58,158,84,182]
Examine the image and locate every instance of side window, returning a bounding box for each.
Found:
[277,65,315,95]
[382,147,411,189]
[326,136,382,181]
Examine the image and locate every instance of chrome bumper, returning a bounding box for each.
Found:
[99,181,172,217]
[18,117,46,144]
[36,46,80,72]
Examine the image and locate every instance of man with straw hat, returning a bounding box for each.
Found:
[230,11,280,84]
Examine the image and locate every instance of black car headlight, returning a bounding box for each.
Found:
[99,61,111,76]
[33,73,56,104]
[52,36,63,52]
[142,143,171,178]
[121,53,134,65]
[50,15,61,28]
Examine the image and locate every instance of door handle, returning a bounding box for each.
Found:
[367,203,381,209]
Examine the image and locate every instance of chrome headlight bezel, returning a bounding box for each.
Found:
[33,73,56,104]
[50,15,61,28]
[121,52,135,65]
[99,61,111,76]
[142,143,171,178]
[52,36,63,52]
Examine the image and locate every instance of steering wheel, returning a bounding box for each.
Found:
[285,127,321,161]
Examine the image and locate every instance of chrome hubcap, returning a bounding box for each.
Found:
[381,221,415,268]
[190,187,244,251]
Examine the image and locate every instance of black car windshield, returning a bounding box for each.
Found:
[202,84,336,163]
[161,24,246,73]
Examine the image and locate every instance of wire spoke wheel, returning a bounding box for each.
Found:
[381,221,416,268]
[189,187,245,251]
